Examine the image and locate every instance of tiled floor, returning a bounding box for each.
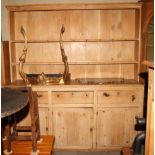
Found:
[54,151,121,155]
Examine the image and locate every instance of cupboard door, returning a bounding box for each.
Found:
[53,108,93,149]
[97,107,137,148]
[39,107,49,135]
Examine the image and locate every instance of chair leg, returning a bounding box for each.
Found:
[12,114,18,136]
[28,86,40,153]
[4,117,12,154]
[8,86,41,154]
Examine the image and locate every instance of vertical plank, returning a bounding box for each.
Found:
[1,41,11,85]
[145,68,154,155]
[9,11,15,41]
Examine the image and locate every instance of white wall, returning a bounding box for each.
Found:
[1,0,139,41]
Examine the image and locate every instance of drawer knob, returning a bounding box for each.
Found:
[103,92,110,97]
[90,127,93,132]
[37,94,43,98]
[132,95,136,101]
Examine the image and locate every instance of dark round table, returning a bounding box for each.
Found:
[1,87,29,118]
[1,87,29,154]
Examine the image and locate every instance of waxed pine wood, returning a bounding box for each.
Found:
[3,135,54,155]
[6,3,144,151]
[1,41,11,85]
[145,67,154,155]
[53,108,93,149]
[51,91,94,104]
[97,107,137,147]
[97,90,139,105]
[121,148,134,155]
[38,108,49,135]
[8,81,144,150]
[7,4,142,82]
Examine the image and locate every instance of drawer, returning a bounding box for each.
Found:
[36,91,48,104]
[51,91,94,104]
[98,90,138,104]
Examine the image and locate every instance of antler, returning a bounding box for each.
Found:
[18,26,29,84]
[60,24,70,82]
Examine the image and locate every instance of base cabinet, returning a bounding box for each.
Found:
[15,84,143,150]
[53,108,93,149]
[96,107,137,148]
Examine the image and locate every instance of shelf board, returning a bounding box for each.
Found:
[11,39,139,43]
[11,79,141,86]
[12,61,139,66]
[6,3,142,12]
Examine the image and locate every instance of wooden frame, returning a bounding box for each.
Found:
[7,3,144,151]
[7,3,142,83]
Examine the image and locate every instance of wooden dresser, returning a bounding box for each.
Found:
[6,3,144,150]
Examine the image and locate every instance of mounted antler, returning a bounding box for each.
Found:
[60,24,71,82]
[18,26,29,84]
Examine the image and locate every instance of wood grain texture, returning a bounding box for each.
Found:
[6,3,144,150]
[1,41,11,85]
[3,135,54,155]
[97,107,137,147]
[145,68,154,155]
[13,10,138,40]
[121,148,134,155]
[8,4,142,82]
[6,83,144,150]
[53,108,93,149]
[51,91,94,104]
[6,3,142,11]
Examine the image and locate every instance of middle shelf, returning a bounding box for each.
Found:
[10,38,139,43]
[11,61,139,65]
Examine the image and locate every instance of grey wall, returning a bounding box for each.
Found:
[1,0,139,41]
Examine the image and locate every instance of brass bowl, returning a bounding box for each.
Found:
[26,73,64,85]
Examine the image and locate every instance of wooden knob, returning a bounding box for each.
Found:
[103,92,110,97]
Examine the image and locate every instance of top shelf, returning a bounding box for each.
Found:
[6,3,142,11]
[11,39,139,43]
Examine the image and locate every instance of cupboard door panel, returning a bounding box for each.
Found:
[53,108,93,148]
[97,107,137,147]
[39,107,49,135]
